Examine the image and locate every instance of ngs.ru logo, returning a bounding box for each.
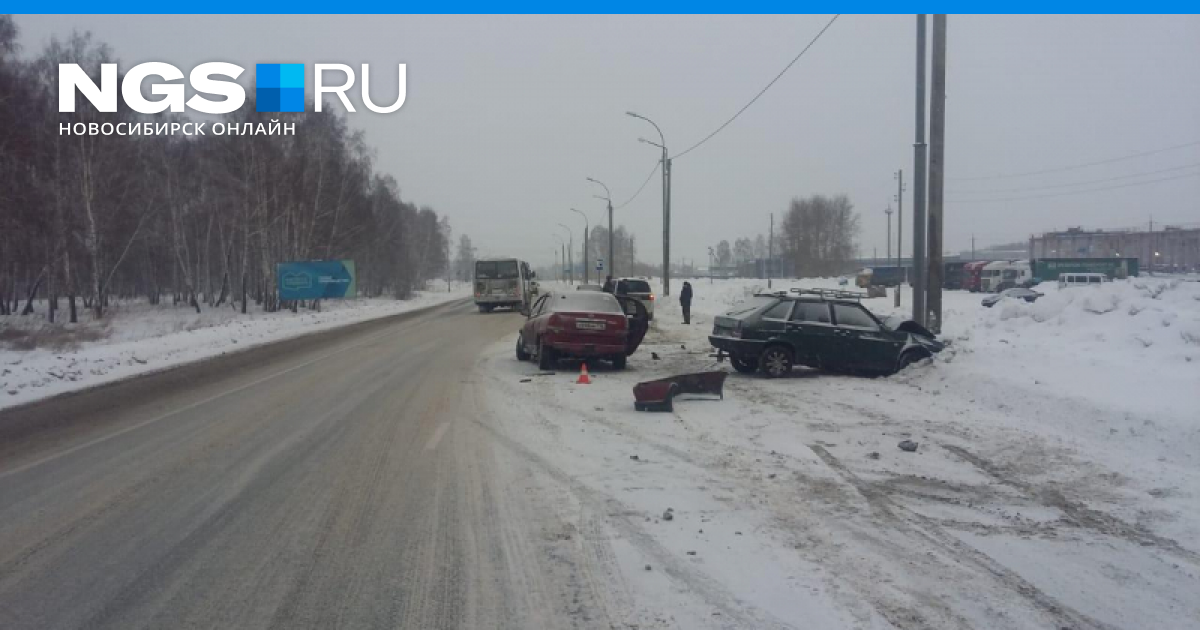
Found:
[58,62,406,114]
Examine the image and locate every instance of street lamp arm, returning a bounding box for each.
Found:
[626,111,665,147]
[585,177,611,201]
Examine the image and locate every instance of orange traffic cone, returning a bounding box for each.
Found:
[576,363,592,384]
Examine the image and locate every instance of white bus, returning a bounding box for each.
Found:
[473,258,535,313]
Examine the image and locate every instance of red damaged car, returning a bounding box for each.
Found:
[516,291,648,370]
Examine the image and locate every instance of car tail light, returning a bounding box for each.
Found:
[547,313,565,333]
[732,321,743,338]
[649,294,655,301]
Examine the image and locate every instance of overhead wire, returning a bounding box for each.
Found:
[949,139,1200,181]
[949,162,1200,195]
[947,170,1200,204]
[671,14,841,161]
[613,161,661,210]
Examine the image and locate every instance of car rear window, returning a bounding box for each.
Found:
[553,292,622,313]
[761,301,793,319]
[833,304,878,329]
[791,301,832,323]
[618,280,651,294]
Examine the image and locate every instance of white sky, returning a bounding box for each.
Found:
[17,14,1200,267]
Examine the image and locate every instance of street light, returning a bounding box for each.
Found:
[571,208,589,284]
[557,223,574,285]
[551,234,566,284]
[628,111,671,297]
[586,177,613,279]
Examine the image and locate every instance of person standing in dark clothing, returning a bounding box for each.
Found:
[680,281,694,324]
[602,275,614,293]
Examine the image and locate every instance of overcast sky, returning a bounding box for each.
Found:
[17,14,1200,268]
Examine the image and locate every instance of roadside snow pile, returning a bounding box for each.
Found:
[991,279,1200,358]
[0,284,469,409]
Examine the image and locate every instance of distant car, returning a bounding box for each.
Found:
[708,289,944,377]
[516,291,649,370]
[981,287,1043,307]
[611,277,655,321]
[576,284,603,291]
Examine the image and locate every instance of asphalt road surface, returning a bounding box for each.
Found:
[0,300,601,630]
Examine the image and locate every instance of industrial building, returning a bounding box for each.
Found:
[1030,226,1200,273]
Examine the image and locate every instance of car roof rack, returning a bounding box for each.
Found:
[788,288,867,301]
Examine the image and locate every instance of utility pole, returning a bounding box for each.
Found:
[586,177,613,279]
[926,14,947,332]
[663,156,672,296]
[971,234,975,260]
[912,13,929,326]
[885,206,893,260]
[768,213,774,289]
[572,208,589,285]
[708,246,715,285]
[897,174,905,287]
[627,111,671,296]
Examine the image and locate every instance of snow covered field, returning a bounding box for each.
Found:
[477,276,1200,629]
[0,284,470,410]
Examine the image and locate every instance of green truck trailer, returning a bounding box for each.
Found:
[1032,257,1139,280]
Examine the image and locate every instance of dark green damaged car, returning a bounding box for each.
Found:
[708,289,945,378]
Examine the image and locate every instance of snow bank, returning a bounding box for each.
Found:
[0,284,470,410]
[481,275,1200,628]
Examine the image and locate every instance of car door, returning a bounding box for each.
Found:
[784,301,837,368]
[523,295,549,352]
[615,296,649,355]
[830,303,903,372]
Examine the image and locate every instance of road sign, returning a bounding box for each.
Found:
[595,258,605,272]
[277,260,356,300]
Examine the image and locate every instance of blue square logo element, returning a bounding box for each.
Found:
[256,63,304,113]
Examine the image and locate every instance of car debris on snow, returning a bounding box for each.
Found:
[898,439,919,452]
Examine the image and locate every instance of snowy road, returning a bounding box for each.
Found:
[0,299,646,629]
[2,281,1197,630]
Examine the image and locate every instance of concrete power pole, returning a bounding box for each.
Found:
[608,199,614,279]
[663,157,672,296]
[885,206,893,260]
[768,213,774,289]
[926,14,948,332]
[912,13,929,326]
[895,170,905,308]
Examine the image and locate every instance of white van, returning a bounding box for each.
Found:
[1057,273,1107,288]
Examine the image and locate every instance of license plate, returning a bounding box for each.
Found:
[577,321,606,330]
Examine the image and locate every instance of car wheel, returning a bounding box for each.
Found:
[730,355,758,374]
[759,346,792,378]
[515,333,531,361]
[611,355,627,370]
[537,339,556,370]
[478,305,492,313]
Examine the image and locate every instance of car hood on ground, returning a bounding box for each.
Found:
[882,316,945,352]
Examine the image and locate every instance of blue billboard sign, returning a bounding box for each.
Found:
[277,260,356,300]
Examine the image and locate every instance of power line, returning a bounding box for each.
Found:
[614,161,661,209]
[947,170,1200,204]
[949,139,1200,181]
[671,14,841,161]
[949,162,1200,195]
